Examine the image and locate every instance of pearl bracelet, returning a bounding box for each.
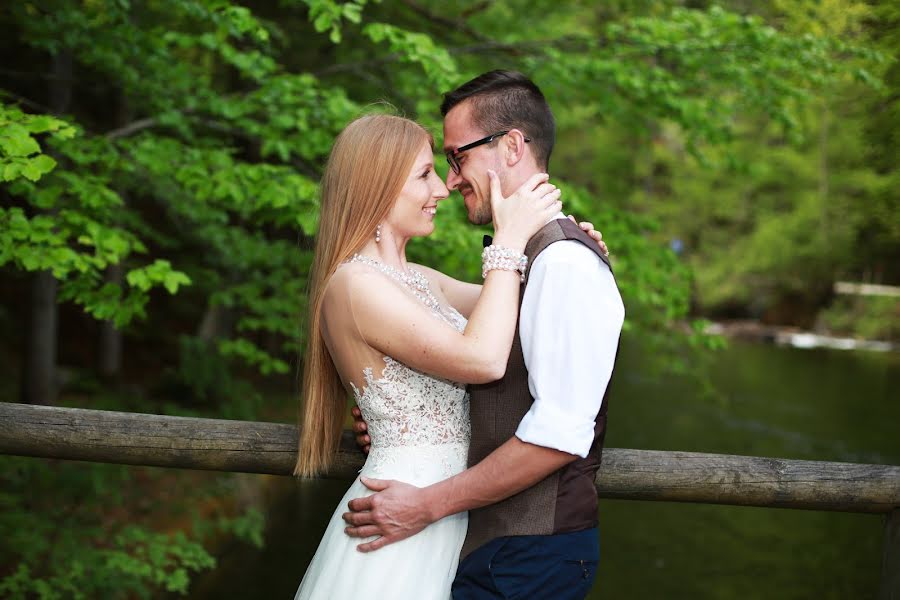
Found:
[482,245,528,282]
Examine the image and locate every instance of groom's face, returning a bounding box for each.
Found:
[442,100,503,226]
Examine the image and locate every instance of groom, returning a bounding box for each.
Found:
[344,70,624,599]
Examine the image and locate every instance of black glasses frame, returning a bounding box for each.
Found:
[445,130,531,174]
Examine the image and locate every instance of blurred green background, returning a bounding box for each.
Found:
[1,0,897,598]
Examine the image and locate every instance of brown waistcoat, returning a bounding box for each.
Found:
[461,218,619,558]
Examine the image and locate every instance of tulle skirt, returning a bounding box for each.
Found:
[294,443,468,600]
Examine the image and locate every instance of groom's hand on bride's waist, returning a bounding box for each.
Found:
[351,406,370,454]
[342,477,434,552]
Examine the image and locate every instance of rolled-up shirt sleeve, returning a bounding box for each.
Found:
[514,239,624,458]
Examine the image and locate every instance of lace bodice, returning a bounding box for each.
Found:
[350,355,470,451]
[345,255,471,479]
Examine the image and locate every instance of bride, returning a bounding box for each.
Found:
[293,113,588,599]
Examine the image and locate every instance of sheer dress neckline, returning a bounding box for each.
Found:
[340,255,471,478]
[345,253,466,329]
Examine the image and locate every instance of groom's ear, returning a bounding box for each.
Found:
[503,129,529,167]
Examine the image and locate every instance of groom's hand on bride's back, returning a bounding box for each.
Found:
[351,406,370,454]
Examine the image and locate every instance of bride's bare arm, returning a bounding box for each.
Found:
[344,172,560,385]
[415,218,609,319]
[339,267,516,384]
[413,265,481,318]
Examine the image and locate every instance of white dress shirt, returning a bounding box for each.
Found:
[514,217,625,458]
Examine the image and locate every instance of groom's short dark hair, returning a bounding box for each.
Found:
[440,70,556,171]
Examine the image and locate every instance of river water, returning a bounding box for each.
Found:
[184,339,899,599]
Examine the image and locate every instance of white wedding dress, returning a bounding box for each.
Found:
[295,257,471,600]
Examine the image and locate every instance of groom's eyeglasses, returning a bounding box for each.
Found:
[445,131,531,175]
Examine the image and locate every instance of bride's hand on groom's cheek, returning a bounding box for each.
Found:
[342,477,430,552]
[351,406,370,454]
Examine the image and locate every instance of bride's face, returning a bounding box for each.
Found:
[384,141,449,239]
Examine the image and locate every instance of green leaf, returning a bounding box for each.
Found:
[0,124,41,157]
[126,270,151,292]
[32,154,56,174]
[20,161,43,182]
[2,162,21,181]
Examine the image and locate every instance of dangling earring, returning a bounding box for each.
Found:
[375,224,382,243]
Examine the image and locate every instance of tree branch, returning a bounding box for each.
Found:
[0,67,77,83]
[0,90,57,115]
[461,1,492,19]
[105,117,159,140]
[401,0,491,42]
[316,37,587,78]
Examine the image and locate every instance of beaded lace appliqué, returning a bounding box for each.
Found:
[345,254,471,478]
[347,254,464,328]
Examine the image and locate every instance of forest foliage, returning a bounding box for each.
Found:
[0,0,896,597]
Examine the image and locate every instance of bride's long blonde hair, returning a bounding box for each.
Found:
[294,114,433,477]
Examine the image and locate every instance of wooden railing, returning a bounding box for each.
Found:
[1,402,898,596]
[834,281,900,298]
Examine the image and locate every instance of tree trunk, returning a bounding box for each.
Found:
[21,50,73,405]
[22,272,59,405]
[197,303,227,342]
[98,264,124,378]
[98,89,132,379]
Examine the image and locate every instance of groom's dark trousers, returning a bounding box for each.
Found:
[451,527,599,599]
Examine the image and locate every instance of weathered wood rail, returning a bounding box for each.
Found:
[1,402,899,596]
[835,281,900,298]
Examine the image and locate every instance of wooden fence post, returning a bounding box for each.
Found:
[881,508,900,600]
